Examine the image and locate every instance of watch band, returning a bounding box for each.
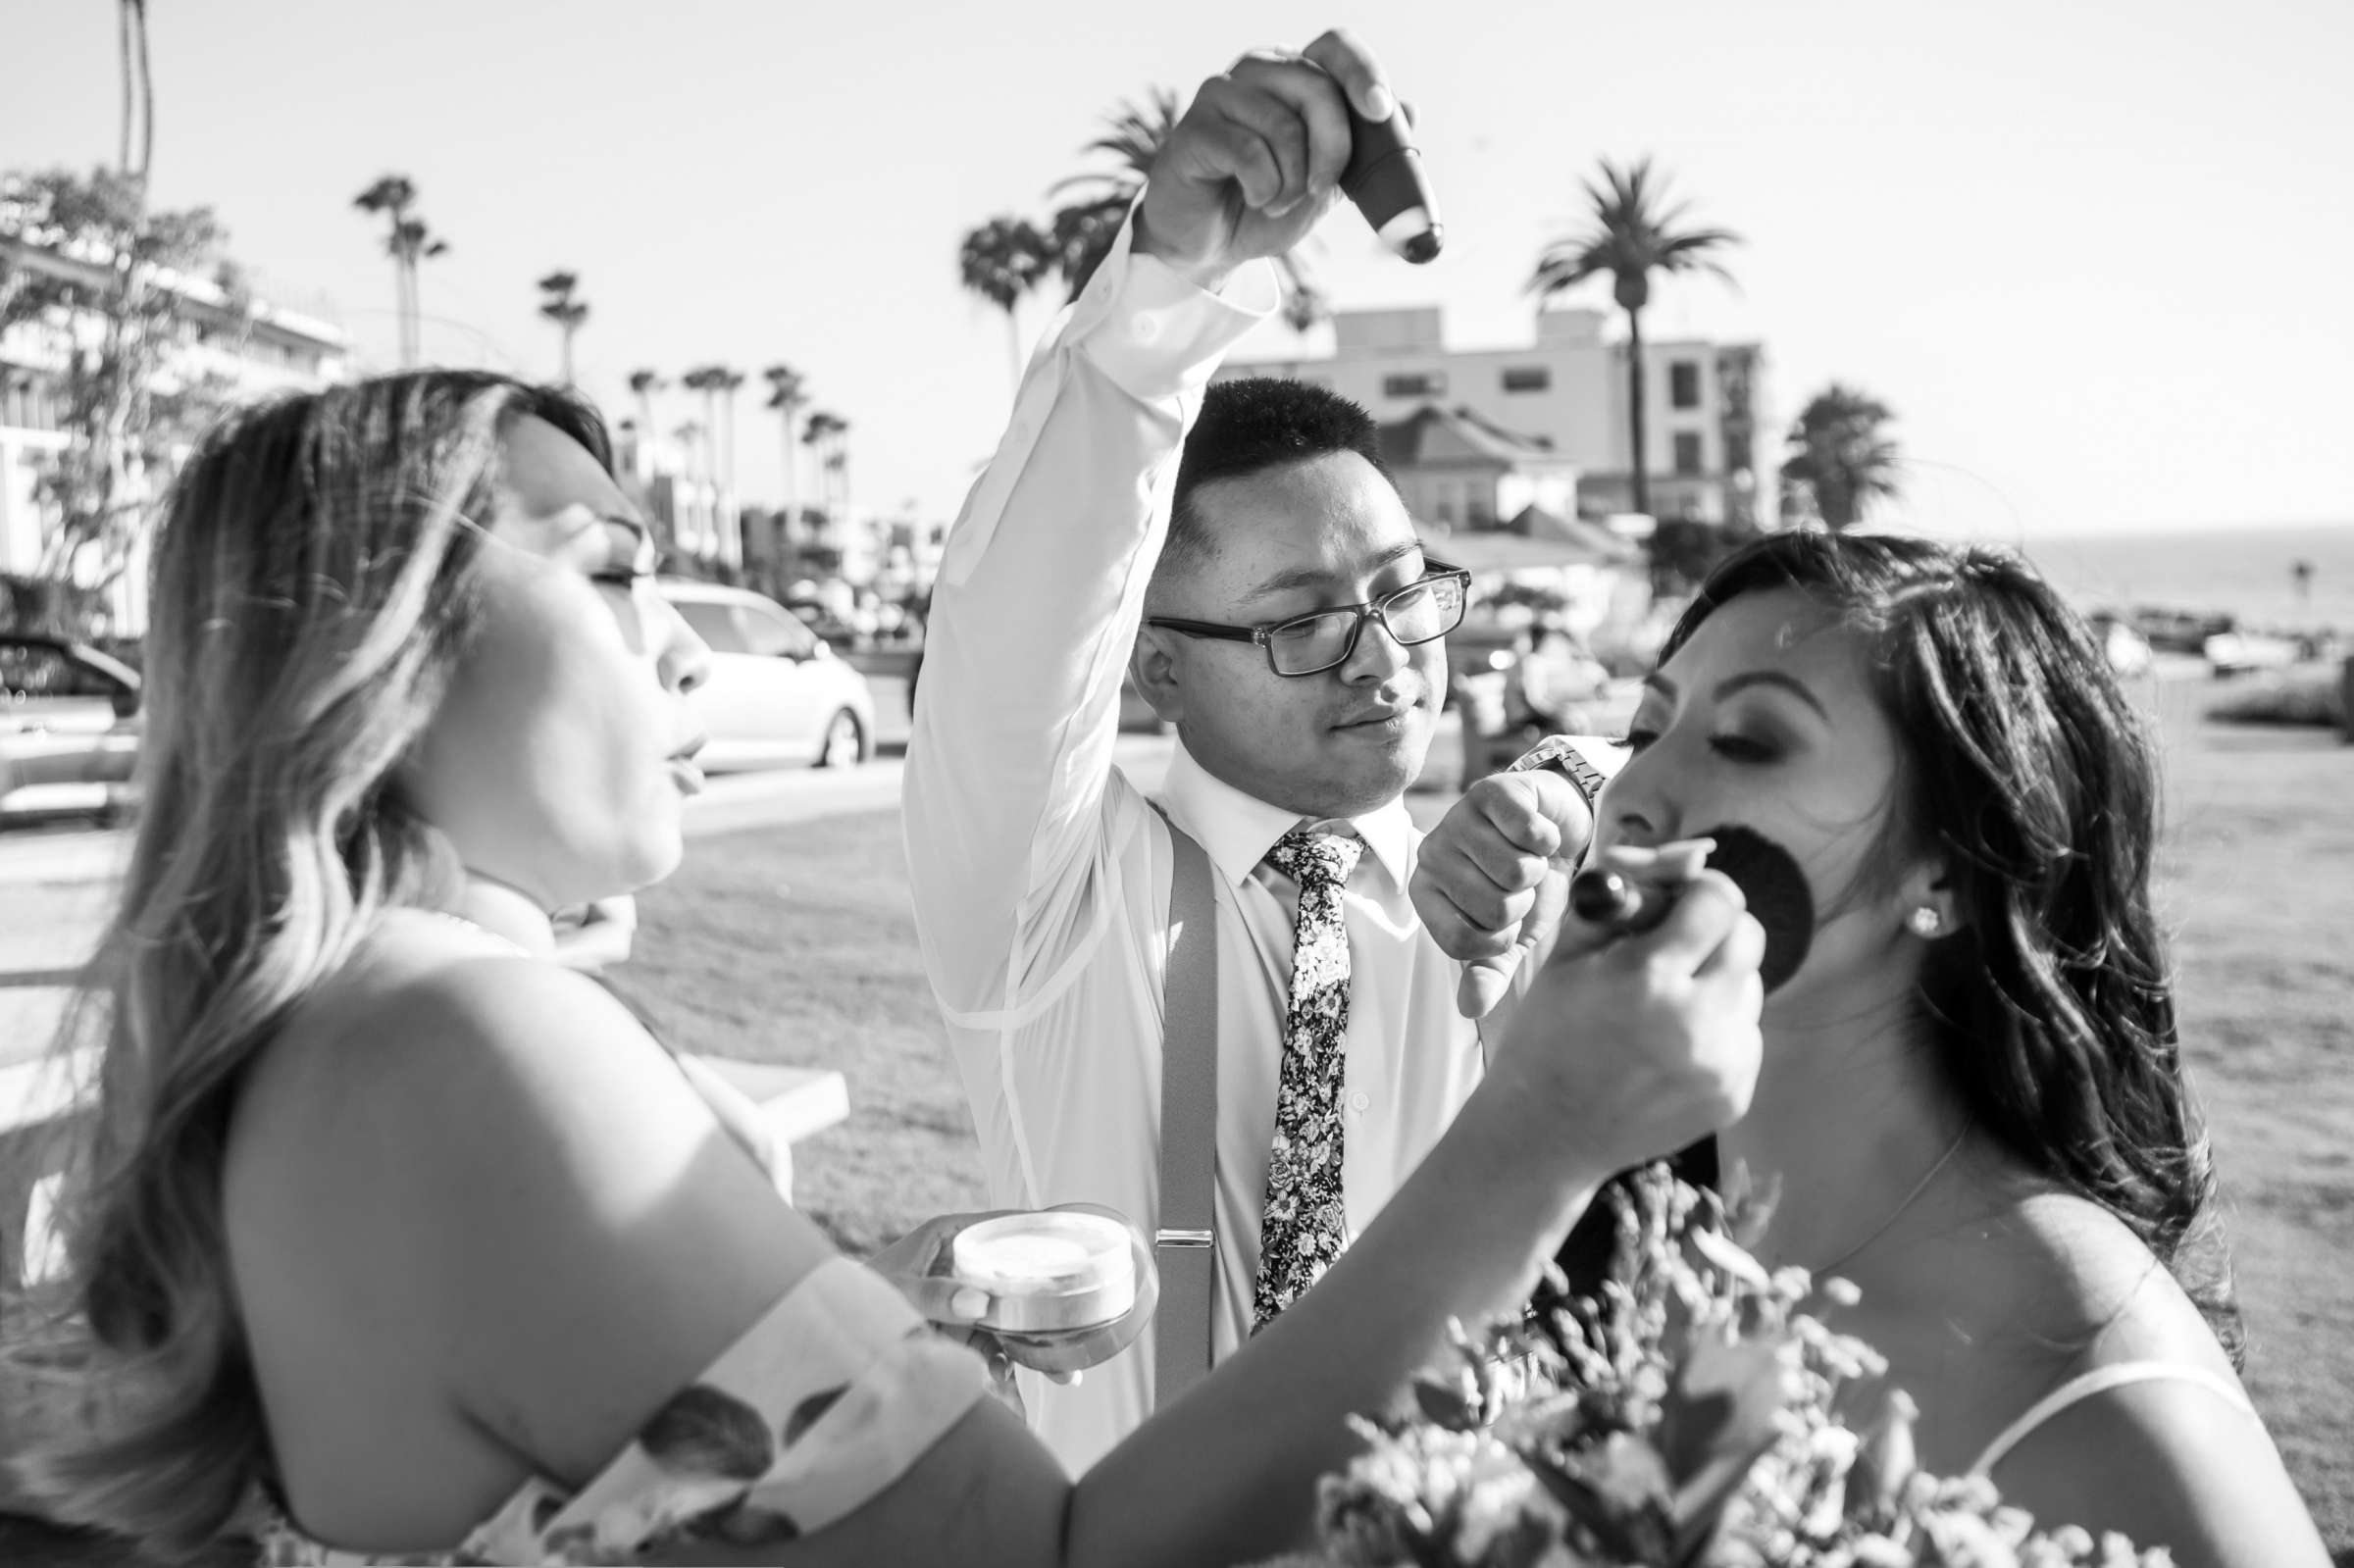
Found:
[1503,733,1612,810]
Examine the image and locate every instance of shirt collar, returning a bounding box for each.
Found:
[1158,739,1414,894]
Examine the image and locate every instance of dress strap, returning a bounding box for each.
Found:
[1969,1361,2256,1477]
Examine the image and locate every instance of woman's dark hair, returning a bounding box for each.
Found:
[1661,529,2239,1359]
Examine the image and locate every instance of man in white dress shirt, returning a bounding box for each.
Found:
[903,30,1586,1469]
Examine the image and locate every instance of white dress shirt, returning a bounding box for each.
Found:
[902,218,1489,1471]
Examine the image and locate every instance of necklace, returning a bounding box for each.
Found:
[1809,1125,1971,1281]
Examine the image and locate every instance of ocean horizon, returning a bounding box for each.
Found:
[1919,522,2354,634]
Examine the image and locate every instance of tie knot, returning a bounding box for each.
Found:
[1268,828,1362,889]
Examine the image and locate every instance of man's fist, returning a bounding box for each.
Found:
[1135,28,1398,290]
[1409,768,1595,1019]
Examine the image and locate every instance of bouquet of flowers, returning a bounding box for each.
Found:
[1256,1165,2173,1568]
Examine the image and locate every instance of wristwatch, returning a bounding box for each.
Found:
[1502,733,1619,812]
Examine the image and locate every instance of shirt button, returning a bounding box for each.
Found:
[1131,314,1162,344]
[1350,1090,1370,1113]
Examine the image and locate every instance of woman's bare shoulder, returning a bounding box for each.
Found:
[1915,1189,2325,1565]
[230,922,837,1481]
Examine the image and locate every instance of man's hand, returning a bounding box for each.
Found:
[1135,28,1397,291]
[1410,769,1595,1019]
[868,1205,1159,1385]
[1490,870,1766,1176]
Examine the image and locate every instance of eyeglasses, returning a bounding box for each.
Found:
[1146,561,1470,678]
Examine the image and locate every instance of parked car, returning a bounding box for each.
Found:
[1,632,142,823]
[2202,629,2299,678]
[656,580,876,771]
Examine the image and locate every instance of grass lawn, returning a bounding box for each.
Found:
[626,670,2354,1553]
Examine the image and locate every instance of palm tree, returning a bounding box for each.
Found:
[118,0,153,186]
[763,363,808,526]
[958,217,1054,393]
[353,175,449,367]
[679,367,728,559]
[1047,87,1327,331]
[803,411,848,513]
[537,271,589,384]
[1779,384,1903,531]
[670,417,707,556]
[713,365,746,566]
[1529,157,1739,520]
[627,369,664,475]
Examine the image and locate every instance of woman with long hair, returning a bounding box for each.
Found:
[1418,529,2329,1565]
[0,360,1766,1566]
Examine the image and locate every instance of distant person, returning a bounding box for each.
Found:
[1,31,1769,1568]
[1414,530,2330,1563]
[1506,620,1605,734]
[908,62,1577,1471]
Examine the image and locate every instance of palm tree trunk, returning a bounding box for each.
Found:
[559,327,575,386]
[721,387,741,568]
[1626,306,1650,519]
[779,411,797,529]
[132,1,153,180]
[1004,308,1024,396]
[701,389,721,558]
[118,2,133,173]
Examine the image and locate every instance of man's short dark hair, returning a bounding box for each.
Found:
[1161,378,1399,579]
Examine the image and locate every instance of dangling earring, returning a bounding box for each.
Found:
[1907,906,1943,938]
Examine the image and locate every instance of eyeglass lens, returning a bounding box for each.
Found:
[1267,576,1464,676]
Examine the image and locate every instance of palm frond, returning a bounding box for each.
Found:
[1048,86,1182,200]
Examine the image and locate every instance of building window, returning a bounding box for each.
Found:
[1382,372,1445,399]
[1672,431,1706,477]
[1501,366,1550,393]
[1668,360,1702,410]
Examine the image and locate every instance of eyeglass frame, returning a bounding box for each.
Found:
[1143,559,1472,678]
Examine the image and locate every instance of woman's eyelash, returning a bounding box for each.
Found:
[1609,728,1776,762]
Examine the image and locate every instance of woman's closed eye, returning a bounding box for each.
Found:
[1613,723,1781,763]
[589,516,661,584]
[1708,731,1780,763]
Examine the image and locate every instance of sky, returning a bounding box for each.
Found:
[4,0,2349,540]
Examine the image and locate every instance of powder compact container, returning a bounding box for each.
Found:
[948,1209,1139,1335]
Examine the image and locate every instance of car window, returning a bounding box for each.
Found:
[738,601,815,659]
[672,600,748,655]
[0,643,114,701]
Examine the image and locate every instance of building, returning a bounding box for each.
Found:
[1218,304,1775,531]
[1358,403,1643,646]
[1,234,349,630]
[1374,401,1580,531]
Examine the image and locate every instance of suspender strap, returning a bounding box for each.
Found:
[1151,809,1219,1405]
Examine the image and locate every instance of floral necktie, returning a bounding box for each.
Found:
[1253,826,1363,1330]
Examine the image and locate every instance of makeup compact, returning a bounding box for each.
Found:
[948,1209,1139,1336]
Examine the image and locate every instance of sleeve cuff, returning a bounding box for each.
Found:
[1064,203,1281,405]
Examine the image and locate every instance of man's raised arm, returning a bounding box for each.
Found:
[904,31,1402,1015]
[901,220,1274,1011]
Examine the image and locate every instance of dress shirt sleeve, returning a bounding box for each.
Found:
[903,214,1276,1015]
